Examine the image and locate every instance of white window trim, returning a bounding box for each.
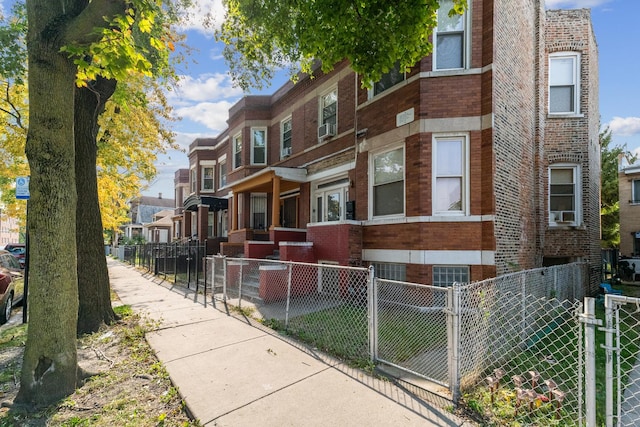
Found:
[432,133,470,216]
[318,87,338,141]
[250,127,267,165]
[548,163,582,227]
[219,160,227,189]
[232,133,242,169]
[311,175,350,223]
[548,52,581,116]
[433,1,471,71]
[369,144,406,220]
[281,116,292,159]
[632,179,640,204]
[189,165,197,195]
[201,164,216,192]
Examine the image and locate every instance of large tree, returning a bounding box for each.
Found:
[75,77,119,335]
[16,0,185,405]
[0,3,181,337]
[217,0,467,90]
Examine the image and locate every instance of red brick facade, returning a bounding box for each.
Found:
[179,0,600,291]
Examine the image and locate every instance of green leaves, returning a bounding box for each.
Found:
[217,0,467,90]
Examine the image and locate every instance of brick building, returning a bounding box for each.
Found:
[177,0,600,291]
[618,163,640,257]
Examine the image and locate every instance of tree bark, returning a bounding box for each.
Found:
[75,77,118,336]
[17,1,80,405]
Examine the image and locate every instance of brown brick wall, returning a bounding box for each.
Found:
[492,0,541,273]
[543,9,601,293]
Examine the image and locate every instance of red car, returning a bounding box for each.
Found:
[4,243,25,269]
[0,250,21,324]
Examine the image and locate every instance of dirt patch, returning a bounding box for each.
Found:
[0,308,198,426]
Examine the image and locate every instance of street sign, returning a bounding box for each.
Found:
[16,176,30,200]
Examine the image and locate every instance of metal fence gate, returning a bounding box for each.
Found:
[374,278,450,386]
[602,295,640,427]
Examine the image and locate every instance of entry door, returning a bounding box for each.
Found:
[281,197,297,228]
[314,178,349,223]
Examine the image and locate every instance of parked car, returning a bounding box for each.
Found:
[4,243,25,269]
[0,250,22,324]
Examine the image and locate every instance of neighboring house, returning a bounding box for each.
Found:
[173,169,190,241]
[618,162,640,257]
[0,213,20,248]
[143,209,174,243]
[122,194,175,242]
[178,1,600,292]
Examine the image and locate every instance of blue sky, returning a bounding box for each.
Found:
[1,0,638,199]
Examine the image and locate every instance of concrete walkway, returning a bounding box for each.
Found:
[108,259,475,426]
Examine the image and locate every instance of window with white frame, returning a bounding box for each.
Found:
[313,177,349,222]
[201,166,214,191]
[372,146,404,217]
[219,160,227,188]
[233,133,242,169]
[433,135,468,215]
[632,179,640,204]
[434,0,466,70]
[549,53,580,115]
[433,265,469,287]
[281,117,292,158]
[369,62,405,98]
[319,89,337,138]
[190,167,196,194]
[251,127,267,165]
[549,164,581,225]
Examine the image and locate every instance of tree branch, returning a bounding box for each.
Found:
[0,80,25,130]
[63,0,127,46]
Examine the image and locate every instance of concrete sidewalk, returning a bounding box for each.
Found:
[108,259,475,426]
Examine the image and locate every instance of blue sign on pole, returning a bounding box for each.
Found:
[16,176,30,200]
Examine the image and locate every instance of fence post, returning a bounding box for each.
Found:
[448,282,461,403]
[187,240,192,288]
[520,274,527,345]
[223,256,227,303]
[238,258,243,309]
[579,297,601,427]
[368,265,376,362]
[604,296,615,427]
[285,262,293,328]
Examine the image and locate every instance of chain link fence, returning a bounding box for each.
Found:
[374,279,449,385]
[208,256,372,364]
[604,295,640,427]
[201,256,640,425]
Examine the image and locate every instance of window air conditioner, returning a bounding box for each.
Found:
[318,123,336,139]
[560,211,575,222]
[281,146,292,157]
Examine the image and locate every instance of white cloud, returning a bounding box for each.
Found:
[175,100,236,132]
[178,0,226,33]
[608,117,640,137]
[545,0,612,8]
[173,131,210,152]
[171,73,242,103]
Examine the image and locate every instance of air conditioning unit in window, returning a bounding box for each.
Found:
[281,146,292,157]
[318,123,336,140]
[560,211,575,222]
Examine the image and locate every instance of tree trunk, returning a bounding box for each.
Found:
[75,77,118,336]
[17,2,80,405]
